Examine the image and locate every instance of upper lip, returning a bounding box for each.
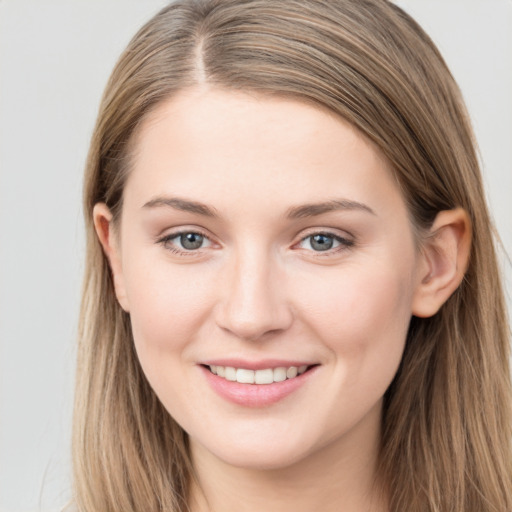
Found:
[200,359,317,370]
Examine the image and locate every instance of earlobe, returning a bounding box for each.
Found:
[412,208,471,318]
[93,203,130,312]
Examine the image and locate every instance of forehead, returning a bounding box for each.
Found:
[133,87,374,160]
[124,87,401,217]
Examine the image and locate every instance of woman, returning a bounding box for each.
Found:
[73,1,512,510]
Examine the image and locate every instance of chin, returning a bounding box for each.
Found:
[190,425,320,471]
[214,445,309,471]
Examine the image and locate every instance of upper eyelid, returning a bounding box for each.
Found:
[157,226,213,242]
[296,233,353,248]
[295,226,354,242]
[301,232,350,241]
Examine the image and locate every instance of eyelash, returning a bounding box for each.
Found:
[295,231,354,255]
[157,229,354,257]
[157,229,212,257]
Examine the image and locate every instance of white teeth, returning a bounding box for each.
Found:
[273,367,287,382]
[225,367,236,381]
[255,368,274,384]
[236,368,255,384]
[286,366,298,378]
[209,364,310,384]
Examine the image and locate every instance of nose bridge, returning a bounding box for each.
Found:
[216,240,292,340]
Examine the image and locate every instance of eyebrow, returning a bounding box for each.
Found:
[285,199,375,219]
[142,196,375,219]
[143,197,218,217]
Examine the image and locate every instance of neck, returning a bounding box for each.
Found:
[188,408,387,512]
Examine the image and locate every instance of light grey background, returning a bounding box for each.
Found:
[0,1,510,511]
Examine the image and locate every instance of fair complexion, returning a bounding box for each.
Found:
[94,87,470,512]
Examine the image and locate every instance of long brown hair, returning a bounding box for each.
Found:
[73,1,512,510]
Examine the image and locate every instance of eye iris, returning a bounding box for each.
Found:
[180,233,204,250]
[311,234,333,251]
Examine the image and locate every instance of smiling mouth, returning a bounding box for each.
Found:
[205,364,313,384]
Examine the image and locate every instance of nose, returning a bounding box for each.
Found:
[214,245,294,341]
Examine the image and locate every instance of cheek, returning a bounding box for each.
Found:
[292,262,415,434]
[295,259,415,363]
[121,257,218,415]
[122,254,216,358]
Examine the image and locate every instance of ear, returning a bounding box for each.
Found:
[412,208,471,318]
[93,203,130,312]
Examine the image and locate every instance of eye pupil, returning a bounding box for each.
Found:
[180,233,204,250]
[311,234,333,251]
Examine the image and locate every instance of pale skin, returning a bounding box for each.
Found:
[94,87,471,512]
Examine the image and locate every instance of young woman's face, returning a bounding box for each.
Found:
[107,87,426,470]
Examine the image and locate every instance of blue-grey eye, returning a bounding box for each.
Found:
[298,233,350,252]
[180,232,204,250]
[310,234,334,251]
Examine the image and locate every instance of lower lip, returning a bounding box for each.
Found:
[200,365,316,408]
